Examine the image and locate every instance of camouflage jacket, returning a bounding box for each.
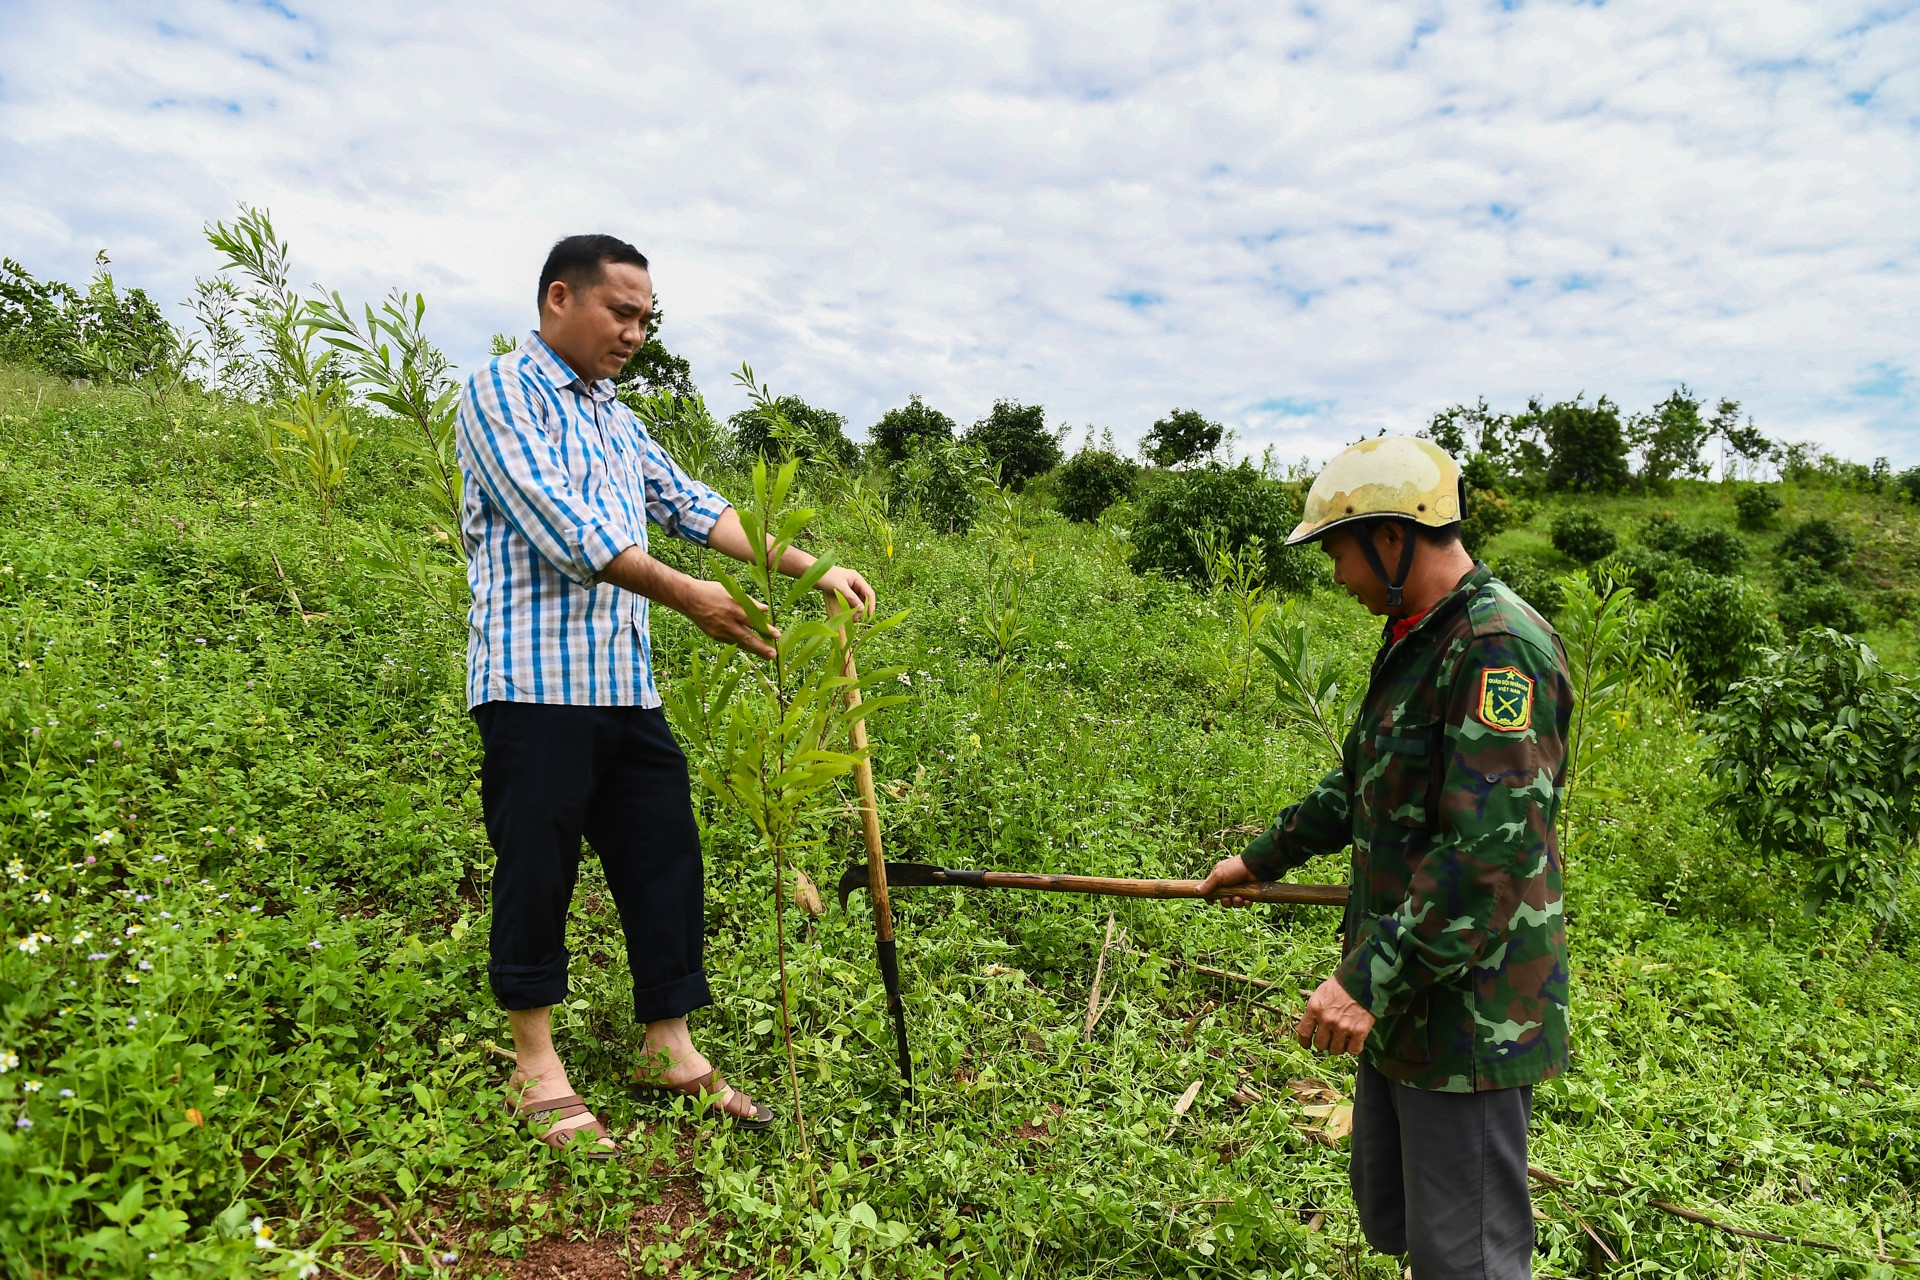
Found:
[1243,564,1572,1092]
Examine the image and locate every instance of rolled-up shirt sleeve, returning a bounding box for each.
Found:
[633,411,730,545]
[458,367,636,585]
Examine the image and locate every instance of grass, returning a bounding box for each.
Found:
[0,358,1917,1278]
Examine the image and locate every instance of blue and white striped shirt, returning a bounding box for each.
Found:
[455,333,731,710]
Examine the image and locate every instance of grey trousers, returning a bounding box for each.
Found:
[1350,1059,1536,1279]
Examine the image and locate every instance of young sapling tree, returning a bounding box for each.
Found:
[684,450,905,1192]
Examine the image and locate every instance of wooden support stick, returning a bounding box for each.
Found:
[830,598,913,1099]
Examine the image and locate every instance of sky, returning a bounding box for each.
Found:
[1,0,1916,468]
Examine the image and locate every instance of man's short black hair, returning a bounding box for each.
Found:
[537,234,649,313]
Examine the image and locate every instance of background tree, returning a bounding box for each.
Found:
[1140,407,1223,469]
[869,394,955,464]
[1631,386,1712,490]
[1052,443,1138,522]
[1128,463,1318,593]
[1517,394,1631,494]
[730,393,856,467]
[964,398,1062,490]
[0,252,180,384]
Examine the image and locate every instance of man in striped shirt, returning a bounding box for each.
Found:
[459,234,875,1155]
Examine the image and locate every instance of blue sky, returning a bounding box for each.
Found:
[2,0,1916,466]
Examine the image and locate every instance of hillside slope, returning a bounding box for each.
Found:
[0,364,1915,1278]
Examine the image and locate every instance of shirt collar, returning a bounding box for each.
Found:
[1379,562,1492,650]
[522,332,618,403]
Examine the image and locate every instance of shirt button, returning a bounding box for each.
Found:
[1485,772,1500,784]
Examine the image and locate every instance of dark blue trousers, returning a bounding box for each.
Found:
[474,701,712,1023]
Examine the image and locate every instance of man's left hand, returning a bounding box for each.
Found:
[1295,976,1376,1057]
[818,565,876,619]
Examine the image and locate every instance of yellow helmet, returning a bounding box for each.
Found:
[1286,436,1465,547]
[1287,436,1468,608]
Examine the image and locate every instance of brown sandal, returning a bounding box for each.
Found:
[502,1091,617,1160]
[630,1067,774,1131]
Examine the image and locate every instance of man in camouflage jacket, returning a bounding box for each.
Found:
[1201,436,1571,1280]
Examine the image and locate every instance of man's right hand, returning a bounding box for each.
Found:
[1197,854,1257,908]
[680,578,777,660]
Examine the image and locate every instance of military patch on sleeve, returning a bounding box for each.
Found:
[1476,667,1534,732]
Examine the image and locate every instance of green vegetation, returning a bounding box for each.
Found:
[1,242,1919,1278]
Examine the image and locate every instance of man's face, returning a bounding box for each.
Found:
[1321,528,1391,616]
[540,261,653,381]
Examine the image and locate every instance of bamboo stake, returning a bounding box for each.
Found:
[829,596,913,1100]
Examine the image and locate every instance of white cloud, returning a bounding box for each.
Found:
[1,0,1915,465]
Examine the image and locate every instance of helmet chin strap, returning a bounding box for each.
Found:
[1357,519,1419,609]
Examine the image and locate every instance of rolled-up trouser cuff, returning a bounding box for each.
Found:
[634,970,713,1024]
[490,954,571,1012]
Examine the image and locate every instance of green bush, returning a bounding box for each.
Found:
[1549,509,1617,564]
[1486,556,1565,618]
[891,436,984,534]
[1704,628,1920,914]
[1776,581,1863,636]
[1778,517,1852,571]
[0,254,179,381]
[1732,484,1782,529]
[1590,546,1677,600]
[1052,447,1138,523]
[1896,466,1920,504]
[1654,567,1780,704]
[1640,514,1745,576]
[729,394,857,467]
[1459,487,1517,557]
[965,399,1061,490]
[869,394,956,464]
[1127,463,1317,592]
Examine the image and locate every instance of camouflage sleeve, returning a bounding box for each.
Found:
[1241,768,1351,880]
[1332,633,1570,1019]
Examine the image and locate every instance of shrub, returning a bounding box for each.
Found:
[1896,466,1920,504]
[869,394,956,464]
[1704,628,1920,916]
[891,436,984,534]
[1052,446,1139,522]
[1640,514,1745,576]
[1654,567,1779,704]
[1459,487,1516,557]
[1487,557,1565,618]
[1128,463,1317,592]
[1777,581,1863,636]
[1,253,180,382]
[1141,408,1224,469]
[1590,546,1676,601]
[730,394,857,467]
[1549,509,1617,564]
[1733,484,1782,529]
[1778,517,1852,571]
[965,399,1061,490]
